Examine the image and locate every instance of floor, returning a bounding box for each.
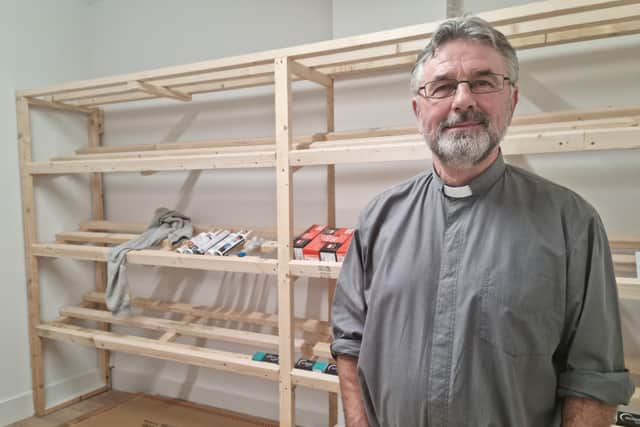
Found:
[7,390,132,427]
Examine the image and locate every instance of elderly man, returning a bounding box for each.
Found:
[331,15,634,427]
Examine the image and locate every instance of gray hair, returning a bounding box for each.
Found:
[410,15,519,94]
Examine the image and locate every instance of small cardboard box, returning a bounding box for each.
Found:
[320,228,355,262]
[302,227,341,261]
[293,224,326,260]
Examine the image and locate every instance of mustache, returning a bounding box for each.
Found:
[439,110,489,131]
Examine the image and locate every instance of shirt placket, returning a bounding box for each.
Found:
[427,197,471,426]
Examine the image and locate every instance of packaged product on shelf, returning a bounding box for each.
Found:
[293,224,326,260]
[616,410,640,427]
[304,227,354,261]
[176,230,229,255]
[294,358,328,373]
[208,230,251,256]
[252,352,279,364]
[237,236,265,257]
[320,227,355,262]
[302,227,340,261]
[324,363,338,375]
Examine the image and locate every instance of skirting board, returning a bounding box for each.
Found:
[0,369,104,426]
[112,366,343,427]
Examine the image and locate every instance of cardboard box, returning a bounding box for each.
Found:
[293,224,326,260]
[65,393,278,427]
[302,227,341,261]
[319,228,355,262]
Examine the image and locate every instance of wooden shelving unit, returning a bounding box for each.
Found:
[16,0,640,425]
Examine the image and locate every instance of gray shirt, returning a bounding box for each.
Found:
[331,154,634,427]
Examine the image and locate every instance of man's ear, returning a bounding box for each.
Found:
[412,97,419,118]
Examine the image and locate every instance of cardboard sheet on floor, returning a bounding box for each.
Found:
[64,393,279,427]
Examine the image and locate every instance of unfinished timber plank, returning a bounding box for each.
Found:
[31,243,278,274]
[289,260,342,280]
[275,56,296,427]
[75,135,281,155]
[159,314,197,343]
[326,77,339,427]
[82,292,331,339]
[19,0,638,100]
[55,231,139,245]
[88,108,111,389]
[16,96,46,415]
[60,306,312,353]
[26,97,95,114]
[127,80,191,101]
[289,60,332,87]
[291,369,340,393]
[36,324,279,380]
[79,220,289,240]
[27,150,276,175]
[290,126,640,166]
[57,144,277,161]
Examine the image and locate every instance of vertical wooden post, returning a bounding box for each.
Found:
[16,96,45,415]
[88,109,111,387]
[325,80,339,427]
[275,57,295,427]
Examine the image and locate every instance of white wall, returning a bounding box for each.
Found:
[2,0,639,425]
[0,1,97,425]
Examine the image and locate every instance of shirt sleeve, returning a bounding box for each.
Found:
[331,227,368,359]
[557,212,635,405]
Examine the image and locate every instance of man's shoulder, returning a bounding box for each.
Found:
[505,163,598,216]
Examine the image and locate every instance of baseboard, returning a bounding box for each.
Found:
[0,369,104,426]
[112,366,339,427]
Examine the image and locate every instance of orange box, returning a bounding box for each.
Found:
[320,228,355,262]
[293,224,326,260]
[302,227,342,261]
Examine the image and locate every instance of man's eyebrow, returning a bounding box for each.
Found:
[430,69,498,81]
[431,73,455,81]
[470,69,497,77]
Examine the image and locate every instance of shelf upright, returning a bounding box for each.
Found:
[88,108,112,389]
[274,56,296,427]
[325,78,339,427]
[16,96,45,416]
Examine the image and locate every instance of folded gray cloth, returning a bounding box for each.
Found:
[106,208,193,315]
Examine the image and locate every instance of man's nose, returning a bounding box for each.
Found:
[451,81,477,112]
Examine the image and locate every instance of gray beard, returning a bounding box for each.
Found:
[424,110,507,170]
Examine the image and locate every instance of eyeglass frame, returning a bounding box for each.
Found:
[416,73,514,99]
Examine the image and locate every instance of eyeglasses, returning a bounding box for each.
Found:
[417,73,512,99]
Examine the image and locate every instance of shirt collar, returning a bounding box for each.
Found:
[432,152,506,199]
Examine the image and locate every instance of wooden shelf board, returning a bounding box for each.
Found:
[289,260,342,279]
[82,292,331,339]
[17,1,640,104]
[291,369,340,393]
[37,323,279,380]
[291,126,640,166]
[61,306,289,351]
[28,150,276,175]
[31,243,278,275]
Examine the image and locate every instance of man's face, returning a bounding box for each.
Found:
[412,39,518,169]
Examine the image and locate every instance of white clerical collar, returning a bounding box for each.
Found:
[443,184,473,198]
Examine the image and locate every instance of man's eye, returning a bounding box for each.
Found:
[430,82,456,95]
[472,79,495,88]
